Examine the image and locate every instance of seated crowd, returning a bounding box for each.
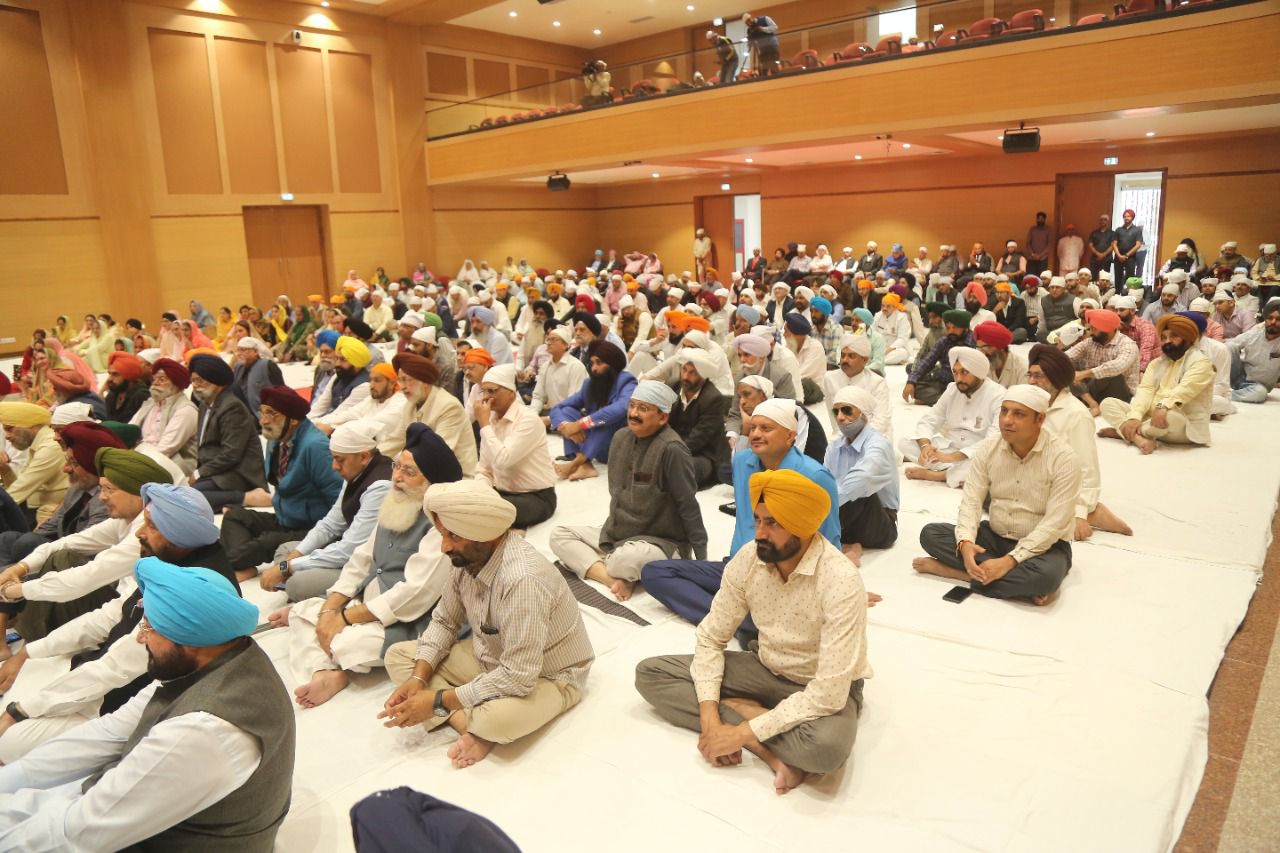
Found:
[0,220,1276,846]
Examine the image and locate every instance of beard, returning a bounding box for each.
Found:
[149,385,178,402]
[378,485,426,533]
[147,644,198,682]
[965,301,982,314]
[756,535,802,565]
[586,366,618,410]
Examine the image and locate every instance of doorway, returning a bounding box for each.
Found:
[242,205,329,309]
[1112,171,1164,286]
[733,193,762,273]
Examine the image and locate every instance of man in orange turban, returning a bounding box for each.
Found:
[1065,307,1140,416]
[635,467,871,795]
[104,352,150,422]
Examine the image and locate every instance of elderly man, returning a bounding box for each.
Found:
[0,484,231,761]
[1252,243,1278,293]
[856,240,884,275]
[102,352,150,423]
[1064,308,1140,415]
[872,293,914,366]
[550,380,707,601]
[643,399,841,645]
[1113,293,1159,371]
[474,364,558,528]
[822,335,891,440]
[0,449,171,644]
[903,309,974,406]
[311,335,373,422]
[1228,303,1280,403]
[129,358,198,477]
[668,350,731,489]
[1037,276,1078,342]
[1099,313,1215,453]
[972,321,1027,389]
[219,386,343,573]
[826,387,899,564]
[1025,345,1132,540]
[1210,291,1255,340]
[284,425,461,709]
[915,385,1079,606]
[727,331,798,430]
[900,347,1004,488]
[380,480,594,769]
[0,558,293,851]
[529,326,588,426]
[188,353,266,512]
[466,306,513,365]
[251,422,393,601]
[549,340,636,481]
[232,337,283,420]
[636,469,870,795]
[393,352,477,475]
[0,403,68,533]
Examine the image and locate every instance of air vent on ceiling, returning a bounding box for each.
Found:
[629,15,656,23]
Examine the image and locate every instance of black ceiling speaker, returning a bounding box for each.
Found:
[1003,127,1041,154]
[547,172,571,191]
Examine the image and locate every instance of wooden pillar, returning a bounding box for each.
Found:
[386,24,434,271]
[66,0,162,323]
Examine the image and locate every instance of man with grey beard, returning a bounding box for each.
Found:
[280,424,464,709]
[128,357,198,477]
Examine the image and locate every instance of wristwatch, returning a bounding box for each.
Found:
[278,559,292,578]
[6,702,28,723]
[432,689,450,718]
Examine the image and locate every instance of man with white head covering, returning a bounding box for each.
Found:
[1210,289,1255,340]
[856,240,884,276]
[529,325,588,426]
[550,380,707,601]
[825,387,899,565]
[1143,280,1184,325]
[380,480,593,769]
[823,335,891,441]
[232,336,284,420]
[1252,243,1278,295]
[0,557,292,851]
[915,385,1080,606]
[764,282,793,328]
[407,325,458,394]
[251,421,393,602]
[899,346,1004,488]
[667,350,731,489]
[474,364,559,528]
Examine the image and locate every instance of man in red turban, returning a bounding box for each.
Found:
[972,321,1027,389]
[103,352,150,423]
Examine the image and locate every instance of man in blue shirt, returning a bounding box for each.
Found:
[641,398,839,646]
[824,386,900,565]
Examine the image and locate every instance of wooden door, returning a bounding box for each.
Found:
[242,206,288,309]
[697,195,735,279]
[278,206,327,304]
[1055,173,1115,270]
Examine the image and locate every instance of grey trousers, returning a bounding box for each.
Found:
[634,652,863,775]
[919,520,1071,599]
[285,568,342,602]
[549,525,668,583]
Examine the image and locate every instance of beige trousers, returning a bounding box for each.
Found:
[384,639,581,745]
[1099,398,1194,444]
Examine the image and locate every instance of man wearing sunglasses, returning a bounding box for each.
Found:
[824,387,900,566]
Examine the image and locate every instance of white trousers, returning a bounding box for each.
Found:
[288,597,388,685]
[898,436,972,489]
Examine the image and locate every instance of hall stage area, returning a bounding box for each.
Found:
[14,352,1274,852]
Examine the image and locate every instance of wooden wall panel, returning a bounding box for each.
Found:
[152,216,253,313]
[274,45,333,193]
[330,211,406,280]
[0,220,108,345]
[1163,173,1280,267]
[431,208,598,274]
[147,29,222,194]
[473,58,510,100]
[214,37,280,194]
[0,7,67,195]
[595,203,693,278]
[515,64,550,104]
[330,51,381,193]
[425,51,468,95]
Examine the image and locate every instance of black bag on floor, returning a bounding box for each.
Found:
[350,787,521,853]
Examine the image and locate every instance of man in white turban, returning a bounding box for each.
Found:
[379,480,594,769]
[824,386,900,564]
[822,334,891,441]
[667,351,731,488]
[898,346,1005,488]
[915,384,1081,607]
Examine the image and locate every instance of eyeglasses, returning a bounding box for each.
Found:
[832,405,857,417]
[1026,370,1047,380]
[390,461,422,478]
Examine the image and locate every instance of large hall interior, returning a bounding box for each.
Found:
[0,0,1279,850]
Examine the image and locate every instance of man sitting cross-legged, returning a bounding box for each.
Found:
[283,424,461,709]
[914,385,1081,606]
[549,380,707,601]
[898,346,1003,488]
[474,364,559,530]
[379,480,594,769]
[635,469,871,796]
[825,387,899,565]
[549,340,636,481]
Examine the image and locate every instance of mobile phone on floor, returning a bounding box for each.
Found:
[943,585,973,603]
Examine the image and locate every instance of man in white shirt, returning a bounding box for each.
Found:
[1056,223,1084,274]
[529,326,588,427]
[914,385,1080,606]
[871,293,915,365]
[128,358,198,477]
[475,365,558,528]
[822,335,891,442]
[362,290,394,340]
[314,363,409,455]
[898,347,1004,488]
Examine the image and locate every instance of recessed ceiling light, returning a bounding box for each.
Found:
[1145,131,1156,137]
[854,154,863,160]
[552,20,561,27]
[902,143,912,149]
[508,10,517,17]
[687,4,696,10]
[720,182,731,191]
[744,157,753,163]
[713,17,723,25]
[593,28,602,35]
[651,172,660,178]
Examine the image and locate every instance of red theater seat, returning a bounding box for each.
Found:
[1004,9,1046,34]
[961,18,1006,41]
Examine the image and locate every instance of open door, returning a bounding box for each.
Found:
[1055,173,1114,272]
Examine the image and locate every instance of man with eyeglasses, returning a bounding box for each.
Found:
[128,358,198,478]
[282,424,461,710]
[474,364,558,530]
[550,380,707,602]
[824,387,900,566]
[0,483,233,762]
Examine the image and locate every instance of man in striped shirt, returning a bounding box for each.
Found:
[913,385,1081,607]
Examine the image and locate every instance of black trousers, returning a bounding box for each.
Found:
[839,494,898,548]
[1072,374,1132,405]
[920,520,1071,599]
[0,490,34,536]
[717,57,740,84]
[498,487,557,530]
[220,506,311,571]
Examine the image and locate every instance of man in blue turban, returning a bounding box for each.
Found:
[0,556,294,852]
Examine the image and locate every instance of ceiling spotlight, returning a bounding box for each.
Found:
[744,157,753,163]
[651,172,660,178]
[508,10,517,17]
[687,4,696,10]
[902,143,912,149]
[552,20,561,27]
[854,154,863,160]
[1145,131,1156,137]
[320,0,329,6]
[720,182,731,191]
[592,28,602,35]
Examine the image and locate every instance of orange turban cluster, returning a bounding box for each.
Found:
[666,311,710,334]
[462,348,496,367]
[748,469,830,540]
[108,352,144,382]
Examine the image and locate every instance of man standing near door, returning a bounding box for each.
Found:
[1026,212,1053,278]
[1112,209,1145,284]
[1087,215,1117,279]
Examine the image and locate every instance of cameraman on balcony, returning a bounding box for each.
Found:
[581,60,612,107]
[743,12,780,77]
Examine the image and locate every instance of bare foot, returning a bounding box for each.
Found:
[568,463,598,481]
[1031,590,1060,607]
[905,466,947,482]
[1096,427,1121,440]
[242,488,273,508]
[1073,517,1093,541]
[867,591,882,607]
[1134,436,1157,455]
[1088,405,1101,417]
[554,456,582,479]
[1088,503,1133,536]
[773,762,808,795]
[267,606,291,628]
[610,577,635,601]
[842,542,863,566]
[447,732,495,768]
[912,556,970,583]
[294,669,350,708]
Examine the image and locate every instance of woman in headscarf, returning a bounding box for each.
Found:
[157,312,185,361]
[21,341,58,406]
[276,305,318,362]
[268,295,292,340]
[476,260,497,285]
[46,338,99,393]
[189,300,215,332]
[455,259,480,286]
[182,320,214,353]
[133,332,155,353]
[72,314,113,372]
[50,316,73,345]
[212,306,235,348]
[372,266,390,288]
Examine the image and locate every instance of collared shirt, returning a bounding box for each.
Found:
[1211,307,1255,340]
[416,534,592,707]
[824,425,899,511]
[992,349,1028,388]
[1027,224,1053,257]
[822,367,892,441]
[1114,223,1144,254]
[956,430,1081,564]
[314,389,408,447]
[0,681,259,852]
[729,447,841,557]
[1066,333,1141,393]
[529,354,589,415]
[692,535,871,743]
[871,309,912,351]
[292,478,391,572]
[1120,316,1160,371]
[913,379,1005,456]
[1043,390,1102,519]
[1,426,67,510]
[131,394,198,457]
[477,400,557,494]
[1229,325,1280,390]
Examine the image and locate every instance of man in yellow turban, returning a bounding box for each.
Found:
[636,467,872,795]
[0,403,68,533]
[311,335,373,422]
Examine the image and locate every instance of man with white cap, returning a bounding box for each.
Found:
[363,290,394,340]
[1228,302,1280,404]
[395,310,423,354]
[380,480,593,769]
[0,557,292,851]
[823,335,891,441]
[825,387,899,564]
[834,246,858,275]
[1143,280,1184,325]
[667,350,731,489]
[899,346,1004,488]
[475,364,559,529]
[1252,243,1278,297]
[1210,240,1247,276]
[1210,290,1255,340]
[1113,293,1159,372]
[1232,275,1260,319]
[550,380,707,601]
[915,384,1079,606]
[231,337,283,421]
[407,325,458,393]
[529,326,588,427]
[764,283,793,328]
[856,240,884,276]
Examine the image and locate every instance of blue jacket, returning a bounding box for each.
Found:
[549,371,638,432]
[269,418,344,530]
[728,445,841,557]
